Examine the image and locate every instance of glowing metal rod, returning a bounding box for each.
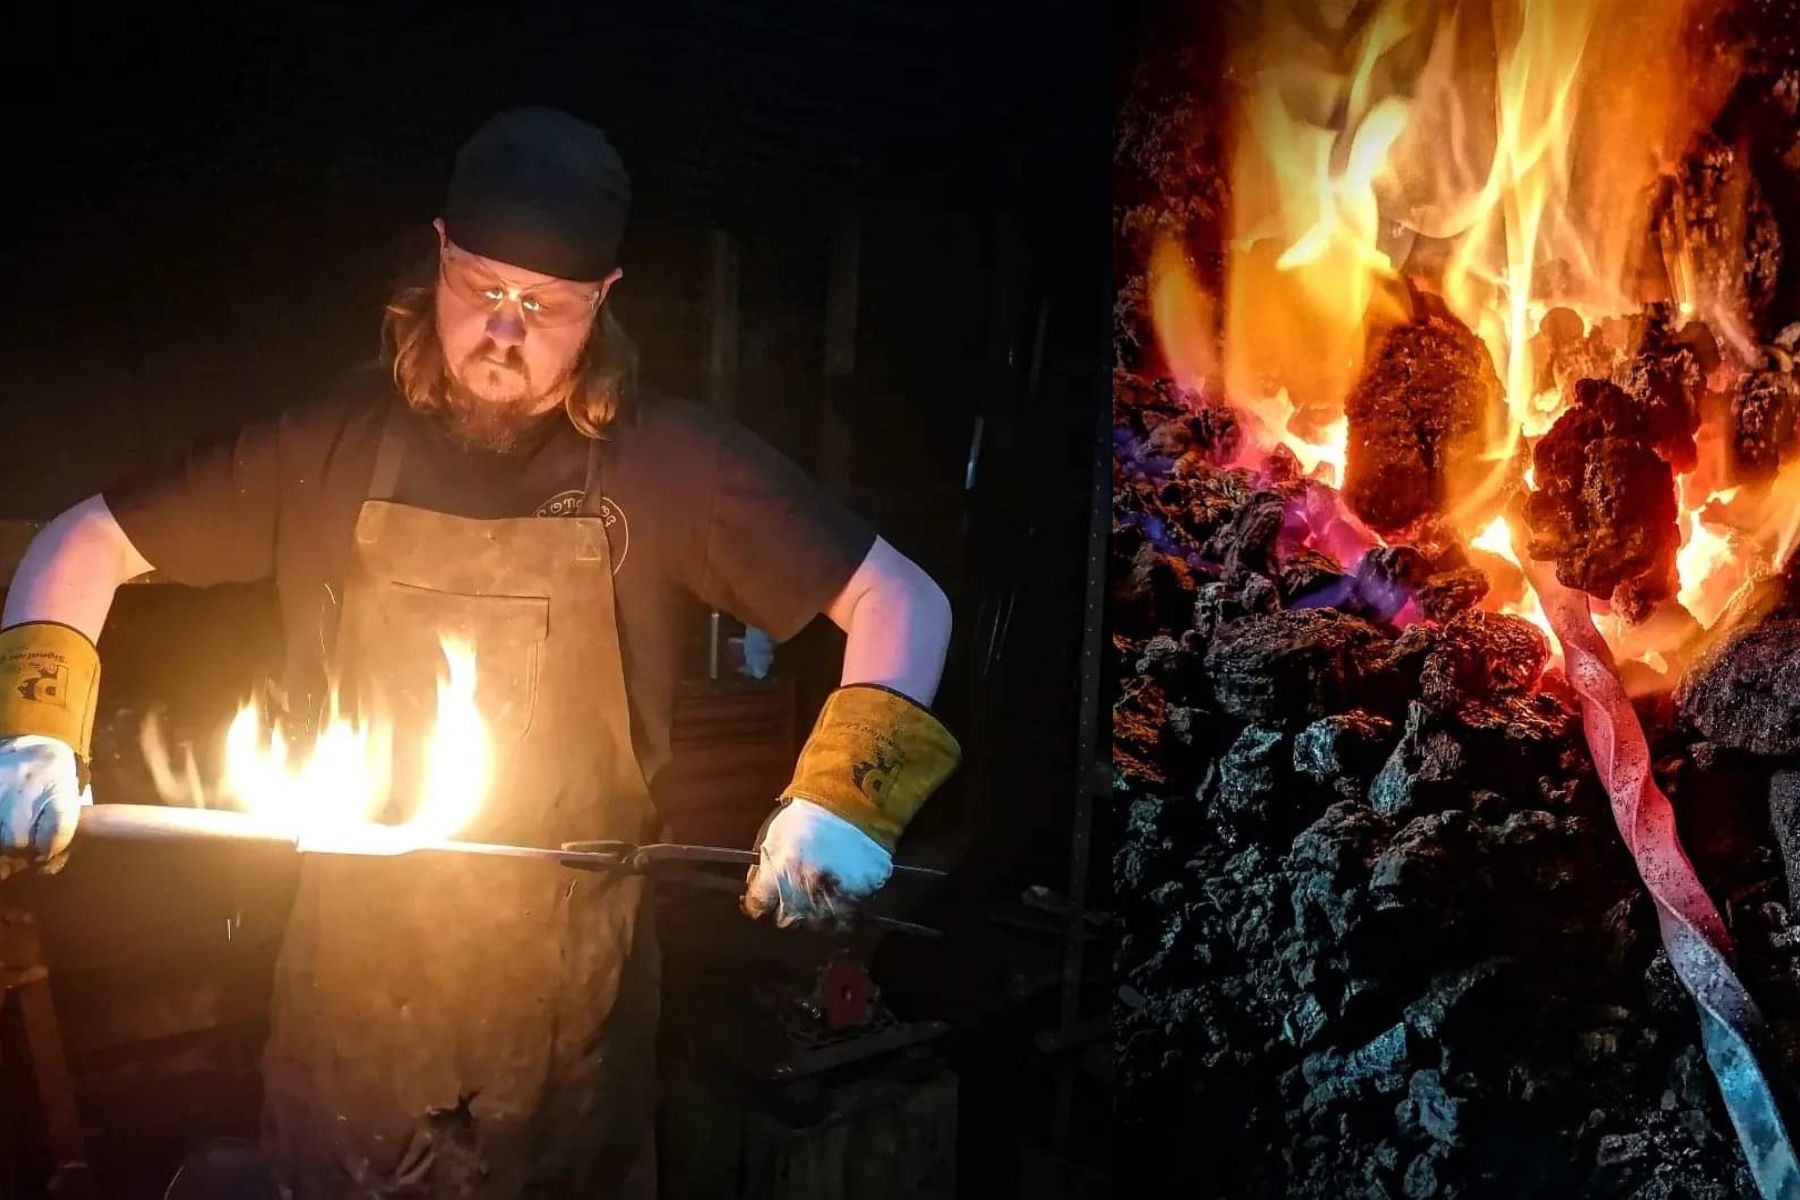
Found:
[1512,525,1800,1200]
[71,806,944,936]
[75,803,293,847]
[73,804,603,865]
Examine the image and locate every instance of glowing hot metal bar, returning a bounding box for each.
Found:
[75,803,296,847]
[72,805,946,936]
[71,804,655,867]
[1512,530,1800,1200]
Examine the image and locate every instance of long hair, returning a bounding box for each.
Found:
[379,250,637,438]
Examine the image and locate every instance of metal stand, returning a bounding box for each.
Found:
[1045,346,1113,1142]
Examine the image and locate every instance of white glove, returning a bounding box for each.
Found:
[742,798,893,929]
[0,735,91,877]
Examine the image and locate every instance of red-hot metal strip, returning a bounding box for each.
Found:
[1518,550,1799,1200]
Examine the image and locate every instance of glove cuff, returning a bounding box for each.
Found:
[782,684,960,853]
[0,623,100,773]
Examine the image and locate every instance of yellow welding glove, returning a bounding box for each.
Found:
[0,623,101,874]
[0,623,100,773]
[778,684,961,854]
[743,685,960,928]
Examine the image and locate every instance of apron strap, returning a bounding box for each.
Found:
[367,399,410,502]
[578,434,605,516]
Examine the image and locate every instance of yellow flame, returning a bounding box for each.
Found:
[1175,0,1761,669]
[1149,239,1217,391]
[1235,0,1703,408]
[1472,515,1553,640]
[221,694,392,842]
[1241,388,1350,485]
[1470,515,1515,560]
[1152,242,1348,483]
[142,635,489,853]
[1676,487,1748,630]
[413,637,489,843]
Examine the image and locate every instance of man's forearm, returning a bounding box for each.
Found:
[3,496,154,641]
[831,537,952,706]
[755,536,959,891]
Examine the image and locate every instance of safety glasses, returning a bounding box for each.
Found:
[438,244,601,329]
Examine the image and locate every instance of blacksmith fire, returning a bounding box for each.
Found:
[1114,1,1800,1196]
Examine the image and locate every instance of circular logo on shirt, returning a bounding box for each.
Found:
[536,489,585,518]
[535,490,629,574]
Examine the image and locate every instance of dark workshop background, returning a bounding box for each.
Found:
[0,2,1110,1197]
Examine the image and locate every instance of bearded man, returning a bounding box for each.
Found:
[0,107,958,1198]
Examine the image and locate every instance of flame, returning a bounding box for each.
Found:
[1242,388,1350,485]
[143,636,490,853]
[1149,239,1218,391]
[1144,0,1780,675]
[413,637,490,843]
[1472,515,1553,640]
[1152,243,1350,483]
[1675,485,1747,630]
[219,693,392,843]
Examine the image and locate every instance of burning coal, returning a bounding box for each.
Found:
[1146,0,1800,684]
[1115,0,1800,1194]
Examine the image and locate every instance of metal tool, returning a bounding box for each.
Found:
[557,840,947,938]
[556,839,944,879]
[73,807,946,937]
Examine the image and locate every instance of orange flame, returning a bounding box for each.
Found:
[1472,515,1552,641]
[1676,485,1746,630]
[142,636,491,853]
[1147,0,1772,676]
[1152,241,1349,484]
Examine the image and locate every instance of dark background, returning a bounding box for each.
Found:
[0,2,1109,1196]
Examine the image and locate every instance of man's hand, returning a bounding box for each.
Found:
[741,681,959,932]
[741,799,893,930]
[0,735,91,878]
[741,539,958,931]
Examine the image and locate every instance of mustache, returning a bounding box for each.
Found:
[461,341,528,378]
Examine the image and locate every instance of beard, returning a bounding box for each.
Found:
[438,341,574,453]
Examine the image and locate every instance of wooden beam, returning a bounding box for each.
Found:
[821,208,862,492]
[705,229,741,416]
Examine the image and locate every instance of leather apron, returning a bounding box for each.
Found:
[261,403,660,1199]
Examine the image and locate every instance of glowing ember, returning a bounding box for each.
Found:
[143,636,491,853]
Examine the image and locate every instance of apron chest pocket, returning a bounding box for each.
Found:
[378,583,550,742]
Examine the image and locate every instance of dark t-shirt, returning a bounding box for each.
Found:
[106,364,873,781]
